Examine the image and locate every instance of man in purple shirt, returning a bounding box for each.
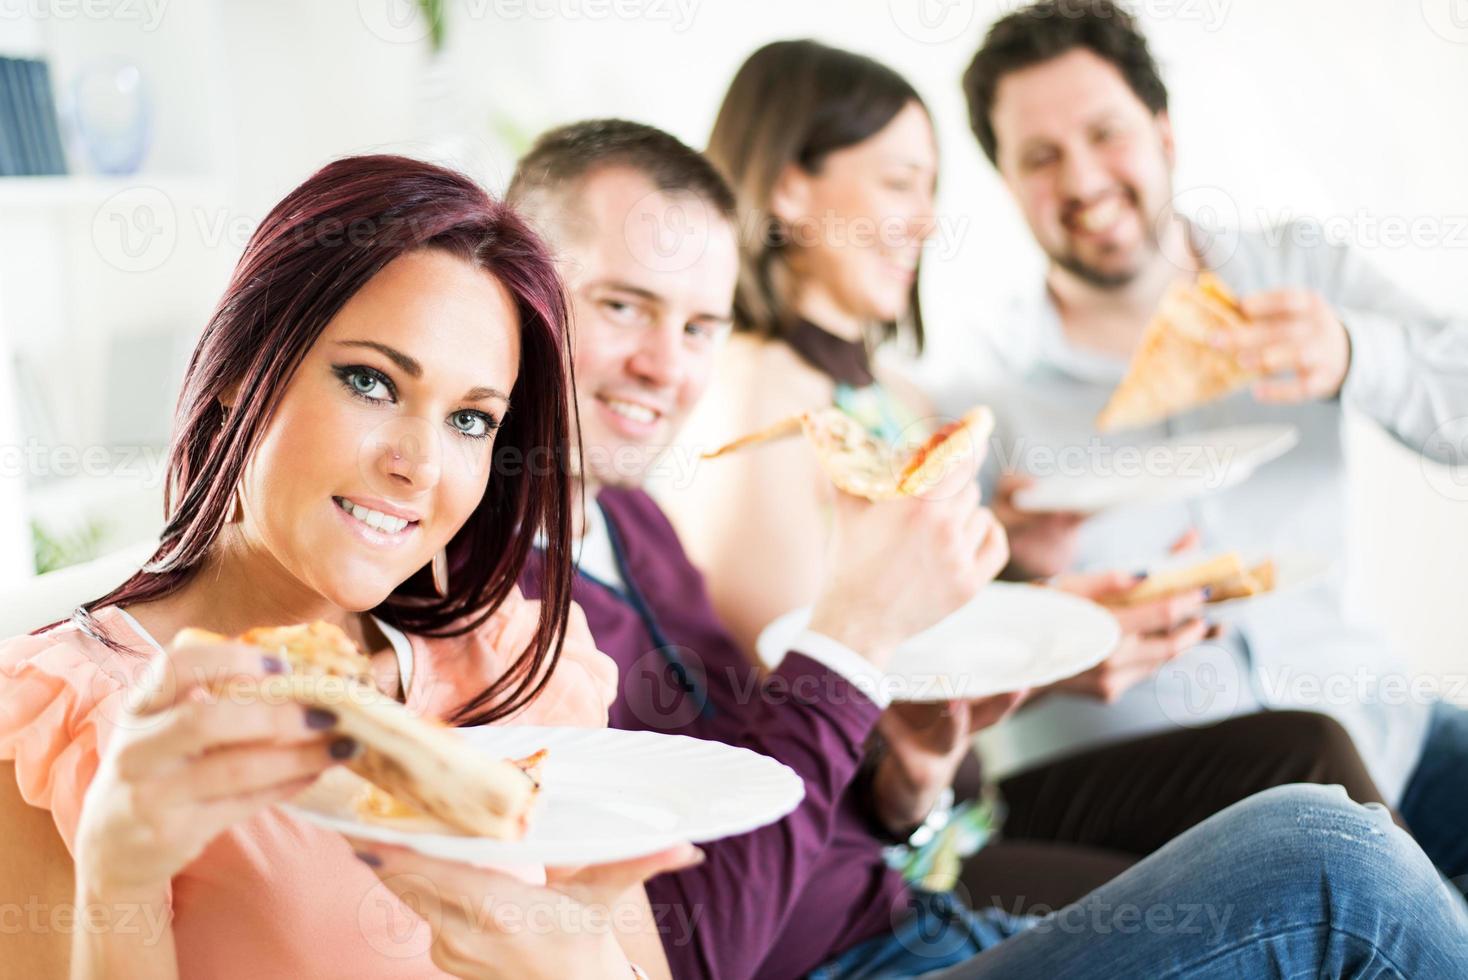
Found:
[509,120,1468,979]
[510,118,1013,980]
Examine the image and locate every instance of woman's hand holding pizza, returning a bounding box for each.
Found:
[75,635,345,903]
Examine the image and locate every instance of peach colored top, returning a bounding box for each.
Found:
[0,591,618,979]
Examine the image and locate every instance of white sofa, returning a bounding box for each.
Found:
[0,542,155,638]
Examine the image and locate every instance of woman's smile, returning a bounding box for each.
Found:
[332,494,422,547]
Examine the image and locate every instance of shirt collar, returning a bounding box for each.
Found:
[1030,216,1224,385]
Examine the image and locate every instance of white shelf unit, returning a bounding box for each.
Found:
[0,2,234,577]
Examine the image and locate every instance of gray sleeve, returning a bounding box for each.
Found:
[1308,237,1468,464]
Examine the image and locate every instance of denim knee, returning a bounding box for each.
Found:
[1224,784,1437,908]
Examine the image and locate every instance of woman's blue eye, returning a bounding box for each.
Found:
[335,365,394,402]
[450,410,496,440]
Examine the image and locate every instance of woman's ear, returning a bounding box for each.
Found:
[219,381,241,412]
[769,162,812,227]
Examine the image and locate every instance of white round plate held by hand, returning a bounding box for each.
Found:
[757,582,1120,703]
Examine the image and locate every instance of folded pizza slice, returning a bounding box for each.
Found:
[1095,273,1259,432]
[174,622,541,839]
[705,405,995,502]
[1108,552,1276,607]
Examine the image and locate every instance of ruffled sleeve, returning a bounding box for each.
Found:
[409,587,618,728]
[0,626,145,853]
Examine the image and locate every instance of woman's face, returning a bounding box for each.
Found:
[777,100,938,325]
[234,249,521,612]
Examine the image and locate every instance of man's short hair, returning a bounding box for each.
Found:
[507,118,736,237]
[962,0,1169,165]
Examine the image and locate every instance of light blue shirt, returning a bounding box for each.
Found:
[927,221,1468,804]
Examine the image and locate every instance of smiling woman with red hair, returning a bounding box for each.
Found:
[0,155,688,979]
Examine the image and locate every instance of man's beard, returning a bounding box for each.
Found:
[1049,183,1165,290]
[1052,248,1143,290]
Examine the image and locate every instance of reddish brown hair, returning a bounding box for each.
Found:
[73,154,578,726]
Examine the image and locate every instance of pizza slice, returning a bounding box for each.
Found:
[1108,552,1276,607]
[895,407,996,496]
[353,748,548,834]
[1095,273,1259,432]
[799,407,906,500]
[174,622,541,839]
[705,405,995,502]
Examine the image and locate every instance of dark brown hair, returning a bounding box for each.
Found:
[963,0,1169,165]
[706,39,929,353]
[506,117,736,230]
[71,154,578,726]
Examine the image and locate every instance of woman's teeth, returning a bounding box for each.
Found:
[334,497,411,534]
[604,398,658,425]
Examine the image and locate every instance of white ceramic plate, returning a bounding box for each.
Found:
[757,582,1120,702]
[284,726,805,866]
[1012,424,1300,514]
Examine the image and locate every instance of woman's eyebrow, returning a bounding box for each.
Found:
[463,386,511,405]
[337,340,421,378]
[338,340,508,404]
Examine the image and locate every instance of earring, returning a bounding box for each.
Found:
[431,548,449,597]
[225,486,243,524]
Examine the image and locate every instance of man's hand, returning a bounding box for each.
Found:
[1046,570,1214,703]
[810,458,1008,669]
[871,691,1028,834]
[993,473,1087,579]
[1209,289,1352,403]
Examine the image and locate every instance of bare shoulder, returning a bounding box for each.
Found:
[713,333,834,421]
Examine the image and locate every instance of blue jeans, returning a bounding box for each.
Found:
[807,891,1033,979]
[811,785,1468,979]
[1399,701,1468,894]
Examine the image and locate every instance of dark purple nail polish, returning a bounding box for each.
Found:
[1132,570,1150,580]
[304,706,337,730]
[329,737,360,760]
[262,655,286,675]
[1201,585,1214,599]
[353,850,382,867]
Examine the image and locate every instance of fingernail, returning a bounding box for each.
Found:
[353,850,382,867]
[304,706,337,730]
[1201,586,1214,599]
[1132,569,1149,580]
[262,655,287,675]
[329,736,360,760]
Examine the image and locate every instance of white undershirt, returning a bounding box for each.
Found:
[574,500,624,589]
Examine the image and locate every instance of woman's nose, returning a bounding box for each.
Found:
[361,416,442,495]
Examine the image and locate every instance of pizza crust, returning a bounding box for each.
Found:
[896,407,996,496]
